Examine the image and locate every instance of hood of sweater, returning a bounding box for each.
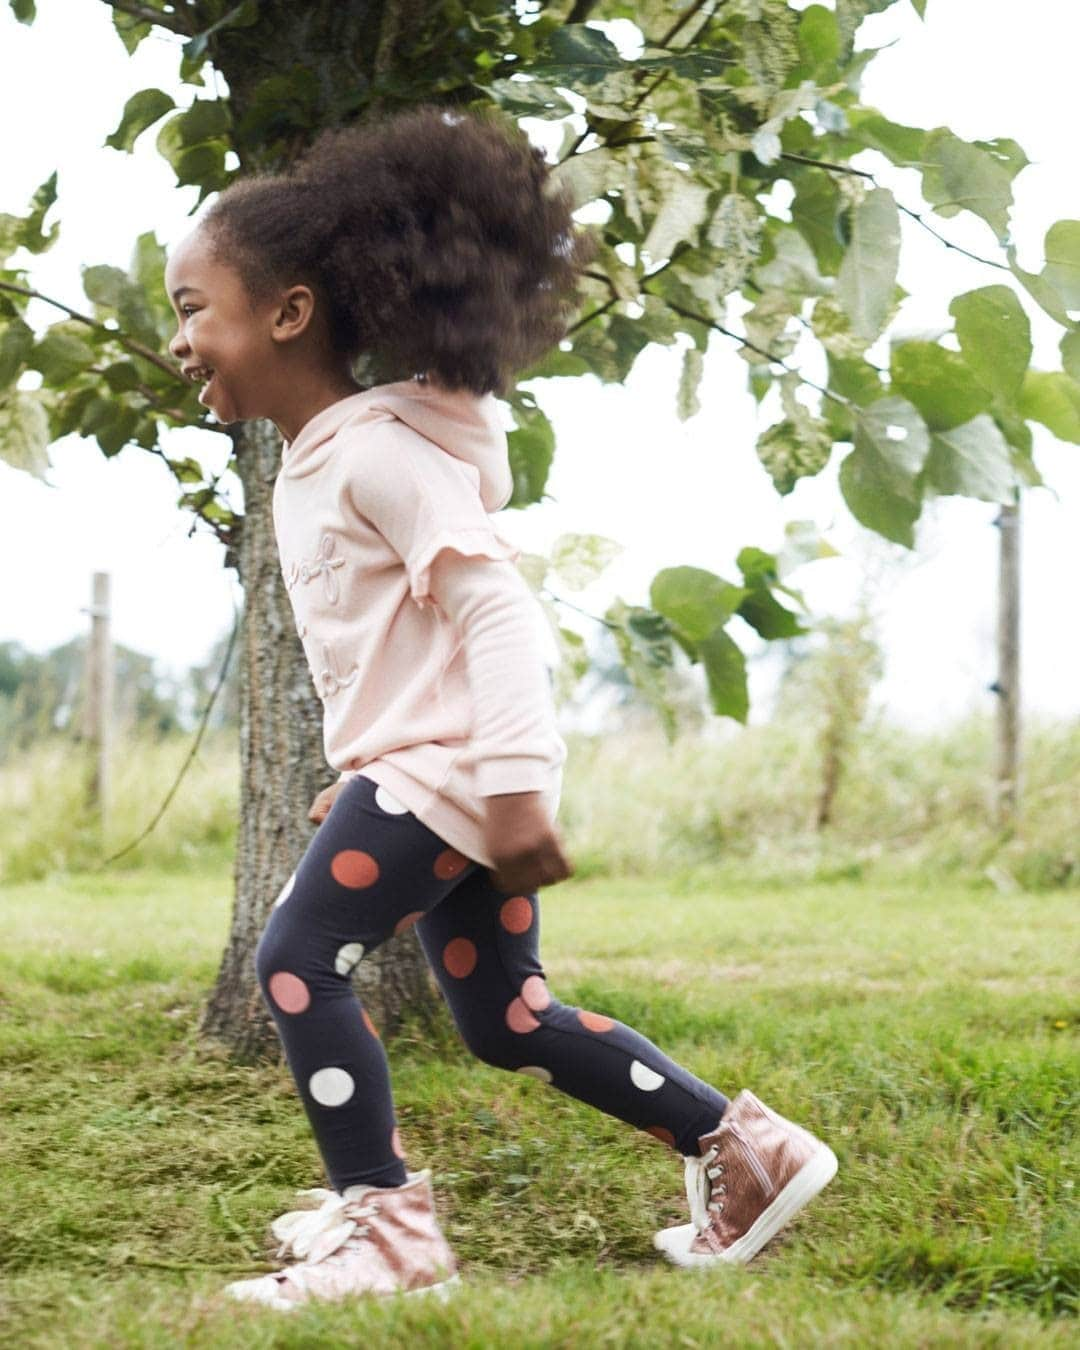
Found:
[278,375,514,511]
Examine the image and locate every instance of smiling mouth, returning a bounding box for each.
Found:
[183,364,216,401]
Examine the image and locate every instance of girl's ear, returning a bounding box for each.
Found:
[271,285,316,344]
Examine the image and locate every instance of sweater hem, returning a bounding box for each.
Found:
[351,760,494,869]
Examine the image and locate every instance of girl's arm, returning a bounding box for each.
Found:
[427,548,573,892]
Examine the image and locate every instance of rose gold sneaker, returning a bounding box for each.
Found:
[653,1089,838,1267]
[223,1168,461,1311]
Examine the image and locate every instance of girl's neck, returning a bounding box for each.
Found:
[271,369,366,444]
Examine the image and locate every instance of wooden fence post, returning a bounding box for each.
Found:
[80,572,113,830]
[992,500,1021,827]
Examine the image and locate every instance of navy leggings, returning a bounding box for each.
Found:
[255,774,729,1191]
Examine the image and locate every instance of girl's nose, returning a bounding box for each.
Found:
[169,328,190,360]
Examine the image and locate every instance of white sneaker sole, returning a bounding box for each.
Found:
[224,1270,462,1312]
[653,1145,838,1268]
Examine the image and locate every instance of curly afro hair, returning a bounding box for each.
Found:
[200,103,599,398]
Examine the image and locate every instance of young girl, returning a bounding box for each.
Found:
[163,104,837,1311]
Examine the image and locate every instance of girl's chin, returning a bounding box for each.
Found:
[198,378,240,424]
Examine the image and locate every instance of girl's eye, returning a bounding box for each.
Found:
[181,305,198,317]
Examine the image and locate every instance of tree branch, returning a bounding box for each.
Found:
[643,286,850,408]
[0,281,184,381]
[98,0,196,36]
[780,151,1010,274]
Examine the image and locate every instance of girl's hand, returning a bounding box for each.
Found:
[309,781,344,824]
[483,790,574,895]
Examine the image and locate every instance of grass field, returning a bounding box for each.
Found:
[1,860,1076,1347]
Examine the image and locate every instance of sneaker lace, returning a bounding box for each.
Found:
[270,1187,381,1268]
[683,1143,726,1232]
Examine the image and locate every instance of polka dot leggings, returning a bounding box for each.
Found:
[255,774,729,1192]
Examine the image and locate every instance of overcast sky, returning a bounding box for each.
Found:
[1,0,1077,732]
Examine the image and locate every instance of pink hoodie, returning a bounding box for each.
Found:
[272,374,567,868]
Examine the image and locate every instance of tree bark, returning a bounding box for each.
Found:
[198,419,437,1063]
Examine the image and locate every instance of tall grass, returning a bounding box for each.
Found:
[3,712,1077,892]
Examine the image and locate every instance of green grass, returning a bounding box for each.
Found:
[1,865,1077,1347]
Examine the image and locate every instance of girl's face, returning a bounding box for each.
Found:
[165,227,278,424]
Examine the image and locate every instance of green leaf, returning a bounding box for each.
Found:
[81,261,163,347]
[839,395,931,547]
[0,317,34,387]
[0,392,49,477]
[172,99,232,147]
[548,533,623,591]
[82,264,129,309]
[650,567,747,644]
[736,546,780,590]
[844,108,927,166]
[0,173,59,262]
[797,6,842,78]
[775,520,840,578]
[923,415,1019,502]
[1018,370,1080,444]
[948,285,1031,401]
[641,167,711,266]
[1061,331,1080,382]
[105,89,176,153]
[699,627,749,724]
[836,188,900,343]
[755,225,827,297]
[736,588,806,640]
[9,0,35,23]
[101,361,143,393]
[911,0,928,17]
[605,597,680,742]
[734,545,807,638]
[30,328,97,383]
[705,192,764,295]
[1041,220,1080,312]
[485,77,576,119]
[505,389,555,504]
[920,128,1018,241]
[756,416,832,495]
[791,172,843,275]
[111,9,151,54]
[890,340,992,430]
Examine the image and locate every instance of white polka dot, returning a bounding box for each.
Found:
[517,1065,553,1084]
[374,785,409,815]
[309,1066,355,1106]
[629,1060,665,1092]
[334,942,366,976]
[273,873,296,909]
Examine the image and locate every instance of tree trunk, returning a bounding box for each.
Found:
[198,418,437,1063]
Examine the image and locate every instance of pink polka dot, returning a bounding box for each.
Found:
[521,975,551,1011]
[362,1006,380,1040]
[578,1009,615,1032]
[394,910,424,934]
[268,971,311,1014]
[505,997,540,1033]
[390,1126,406,1159]
[331,850,380,888]
[434,848,470,881]
[443,937,478,978]
[646,1125,676,1147]
[500,896,533,934]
